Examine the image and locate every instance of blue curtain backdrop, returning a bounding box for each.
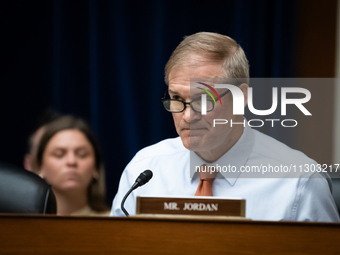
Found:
[1,0,297,205]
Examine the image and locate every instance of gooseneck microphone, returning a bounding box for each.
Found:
[121,170,153,216]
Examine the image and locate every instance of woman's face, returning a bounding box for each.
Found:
[40,129,97,194]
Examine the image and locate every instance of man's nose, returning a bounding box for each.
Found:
[182,103,201,122]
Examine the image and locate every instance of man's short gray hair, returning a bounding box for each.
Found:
[165,32,249,85]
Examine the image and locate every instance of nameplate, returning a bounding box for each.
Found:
[136,196,245,217]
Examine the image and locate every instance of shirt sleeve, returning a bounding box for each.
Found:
[294,173,340,222]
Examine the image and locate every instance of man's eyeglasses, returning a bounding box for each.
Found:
[161,89,231,113]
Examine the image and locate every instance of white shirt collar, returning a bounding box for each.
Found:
[190,123,255,186]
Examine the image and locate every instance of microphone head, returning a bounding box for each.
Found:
[135,170,153,187]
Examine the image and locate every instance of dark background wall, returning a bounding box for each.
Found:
[0,0,336,206]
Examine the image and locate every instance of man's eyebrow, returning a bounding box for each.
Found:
[168,89,180,95]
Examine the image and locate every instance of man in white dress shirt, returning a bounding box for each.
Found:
[111,32,339,221]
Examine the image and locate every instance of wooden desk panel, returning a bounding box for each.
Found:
[0,214,339,255]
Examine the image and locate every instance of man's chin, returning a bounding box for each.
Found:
[180,135,205,151]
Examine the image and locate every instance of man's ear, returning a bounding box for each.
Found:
[239,83,248,107]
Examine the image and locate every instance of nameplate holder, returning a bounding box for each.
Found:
[136,196,245,217]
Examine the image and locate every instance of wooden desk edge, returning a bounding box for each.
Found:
[0,213,339,227]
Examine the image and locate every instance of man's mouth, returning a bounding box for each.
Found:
[181,128,207,136]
